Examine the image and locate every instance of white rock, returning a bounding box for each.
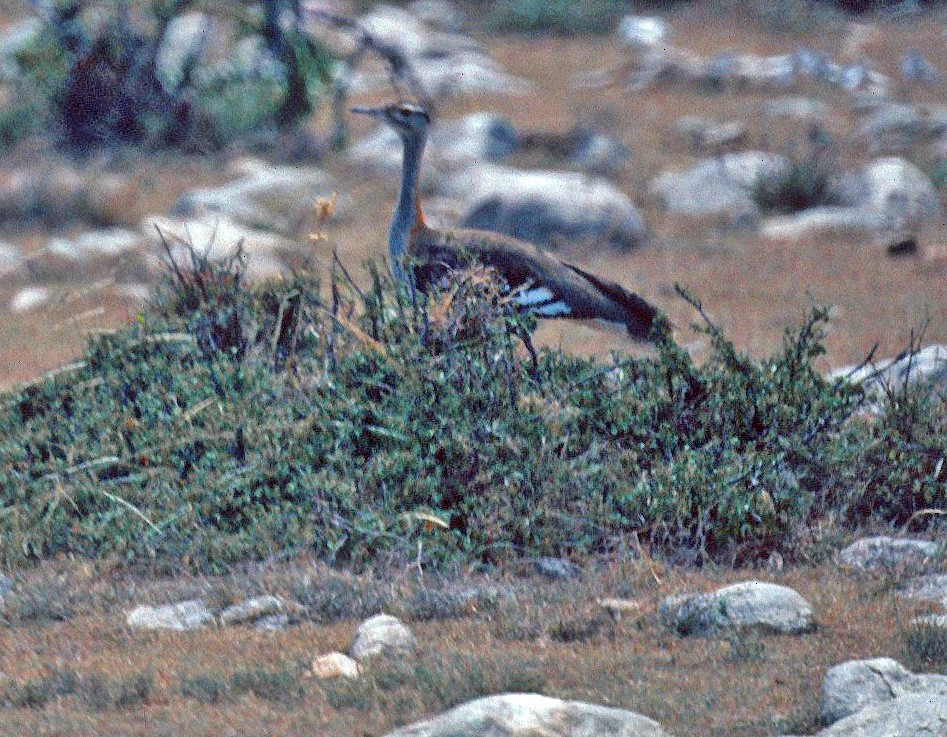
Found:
[46,228,142,260]
[126,599,214,631]
[617,16,670,48]
[0,18,43,60]
[408,0,467,33]
[350,614,416,662]
[837,536,940,573]
[312,652,361,680]
[664,581,815,636]
[155,12,212,91]
[171,160,334,235]
[763,97,830,121]
[817,694,947,737]
[760,207,885,240]
[831,347,947,402]
[648,152,787,220]
[382,693,672,737]
[0,241,23,277]
[10,287,50,313]
[220,595,285,626]
[859,158,942,227]
[442,163,649,250]
[898,573,947,606]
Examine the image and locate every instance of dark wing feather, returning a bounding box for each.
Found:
[561,263,659,340]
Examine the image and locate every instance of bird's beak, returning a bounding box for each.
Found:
[350,105,386,119]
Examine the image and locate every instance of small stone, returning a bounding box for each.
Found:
[533,557,581,580]
[220,595,285,626]
[10,287,50,313]
[126,599,214,631]
[312,652,361,680]
[350,614,416,662]
[665,581,814,636]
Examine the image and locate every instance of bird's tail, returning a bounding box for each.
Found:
[563,263,661,341]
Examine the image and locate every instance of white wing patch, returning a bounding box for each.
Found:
[533,301,572,317]
[514,286,555,306]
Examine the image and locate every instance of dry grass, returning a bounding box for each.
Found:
[0,556,933,736]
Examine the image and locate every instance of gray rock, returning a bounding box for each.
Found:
[46,229,143,261]
[220,595,285,627]
[350,614,417,662]
[858,157,942,228]
[0,572,12,597]
[838,536,940,574]
[254,613,290,630]
[171,159,334,235]
[350,112,516,179]
[0,17,43,61]
[142,214,296,282]
[832,346,947,401]
[648,152,787,221]
[0,241,23,277]
[763,97,830,121]
[898,573,947,606]
[126,599,214,631]
[534,557,581,580]
[858,103,947,152]
[9,287,50,313]
[155,12,211,91]
[443,163,649,250]
[664,581,815,636]
[408,0,467,33]
[760,207,885,241]
[818,693,947,736]
[568,131,631,176]
[617,16,670,48]
[382,693,672,737]
[675,116,748,152]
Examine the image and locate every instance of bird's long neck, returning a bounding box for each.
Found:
[389,132,427,284]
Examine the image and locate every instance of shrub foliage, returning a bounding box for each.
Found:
[0,246,944,570]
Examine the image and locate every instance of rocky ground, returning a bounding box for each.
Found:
[1,1,947,735]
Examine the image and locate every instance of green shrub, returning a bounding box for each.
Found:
[0,241,943,571]
[753,147,842,215]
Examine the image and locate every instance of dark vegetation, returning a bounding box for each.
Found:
[0,240,943,572]
[3,0,333,152]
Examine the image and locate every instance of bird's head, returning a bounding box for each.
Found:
[351,103,431,141]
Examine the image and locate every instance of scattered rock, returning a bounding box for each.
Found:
[858,157,942,228]
[442,163,649,250]
[598,598,643,622]
[898,573,947,606]
[0,17,43,61]
[567,130,631,175]
[350,614,416,662]
[46,229,143,261]
[533,557,581,580]
[760,207,884,241]
[817,694,947,737]
[664,581,815,636]
[857,103,947,152]
[674,116,748,152]
[837,536,940,574]
[350,112,516,179]
[220,595,285,627]
[648,152,787,221]
[0,242,23,277]
[171,159,335,235]
[408,0,467,33]
[381,693,673,737]
[312,652,361,680]
[10,287,50,313]
[141,214,297,282]
[254,613,290,630]
[126,599,215,631]
[155,12,212,92]
[830,347,947,408]
[763,97,830,121]
[617,16,670,48]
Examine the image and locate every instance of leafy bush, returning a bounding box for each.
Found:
[486,0,628,35]
[753,146,842,215]
[0,241,944,571]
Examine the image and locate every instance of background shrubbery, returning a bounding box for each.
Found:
[0,245,943,571]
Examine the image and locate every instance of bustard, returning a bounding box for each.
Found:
[352,102,662,340]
